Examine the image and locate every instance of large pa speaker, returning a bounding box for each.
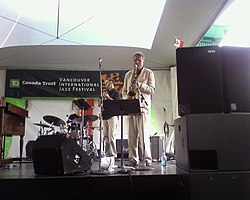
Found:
[176,46,224,116]
[175,113,250,172]
[32,134,92,175]
[221,46,250,113]
[176,46,250,115]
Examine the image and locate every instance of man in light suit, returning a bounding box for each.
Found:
[122,51,156,168]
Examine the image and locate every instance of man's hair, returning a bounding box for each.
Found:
[133,51,144,59]
[74,105,80,110]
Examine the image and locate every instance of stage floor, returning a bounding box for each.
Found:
[0,158,177,178]
[0,159,190,200]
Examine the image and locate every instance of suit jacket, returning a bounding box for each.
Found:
[123,67,155,114]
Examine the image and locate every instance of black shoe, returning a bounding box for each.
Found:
[125,161,138,168]
[146,161,153,167]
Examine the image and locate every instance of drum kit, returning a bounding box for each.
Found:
[33,99,99,158]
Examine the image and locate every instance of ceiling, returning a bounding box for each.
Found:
[0,0,234,71]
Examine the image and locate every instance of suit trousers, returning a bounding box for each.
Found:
[103,116,118,157]
[128,114,152,164]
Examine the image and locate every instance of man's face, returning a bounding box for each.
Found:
[105,80,113,90]
[75,106,82,116]
[133,55,144,70]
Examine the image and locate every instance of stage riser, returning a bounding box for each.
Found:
[0,173,189,200]
[189,172,250,200]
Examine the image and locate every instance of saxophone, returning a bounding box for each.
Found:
[103,80,110,100]
[103,90,110,100]
[127,64,138,99]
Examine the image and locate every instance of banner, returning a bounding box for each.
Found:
[101,71,127,93]
[5,70,101,98]
[5,69,128,98]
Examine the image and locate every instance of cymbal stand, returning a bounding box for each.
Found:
[46,122,54,135]
[81,122,89,150]
[79,107,85,149]
[38,121,43,136]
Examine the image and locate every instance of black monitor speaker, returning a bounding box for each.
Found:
[32,134,92,175]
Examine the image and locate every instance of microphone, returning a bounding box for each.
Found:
[99,57,103,64]
[134,64,138,76]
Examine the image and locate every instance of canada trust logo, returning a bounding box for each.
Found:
[9,79,20,88]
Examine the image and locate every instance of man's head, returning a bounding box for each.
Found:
[104,78,115,90]
[133,51,144,70]
[74,105,82,116]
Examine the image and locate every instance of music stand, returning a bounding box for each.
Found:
[73,99,92,110]
[103,99,141,173]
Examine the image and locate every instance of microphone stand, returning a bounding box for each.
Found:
[39,121,42,136]
[91,58,110,175]
[162,108,174,154]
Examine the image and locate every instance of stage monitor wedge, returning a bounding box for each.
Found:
[32,134,92,175]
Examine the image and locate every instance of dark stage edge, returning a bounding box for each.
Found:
[2,159,250,200]
[0,159,189,200]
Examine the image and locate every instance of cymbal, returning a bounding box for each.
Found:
[33,122,50,128]
[43,115,66,126]
[85,115,98,122]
